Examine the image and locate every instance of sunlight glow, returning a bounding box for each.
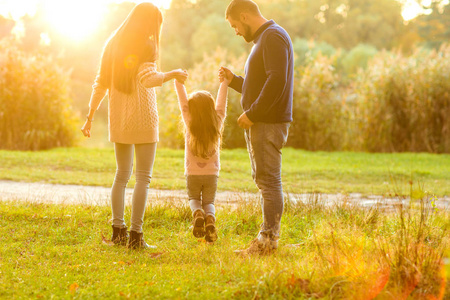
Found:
[2,0,446,41]
[42,0,107,41]
[402,1,423,21]
[0,0,172,41]
[40,32,51,46]
[0,0,37,20]
[402,0,449,21]
[116,0,172,9]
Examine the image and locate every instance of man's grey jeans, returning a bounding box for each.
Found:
[245,122,290,243]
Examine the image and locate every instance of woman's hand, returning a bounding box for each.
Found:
[81,120,92,138]
[172,69,188,84]
[163,69,188,84]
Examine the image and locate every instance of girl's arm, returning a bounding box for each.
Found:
[174,80,190,123]
[219,66,242,94]
[163,70,188,84]
[216,81,229,120]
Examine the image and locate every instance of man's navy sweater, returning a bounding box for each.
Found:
[229,20,294,123]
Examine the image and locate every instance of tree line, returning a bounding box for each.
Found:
[0,0,449,152]
[0,0,448,79]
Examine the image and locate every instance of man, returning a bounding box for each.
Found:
[219,0,294,255]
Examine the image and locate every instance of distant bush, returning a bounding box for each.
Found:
[289,54,349,150]
[155,83,184,149]
[157,45,450,153]
[341,43,378,75]
[355,45,450,153]
[0,39,78,150]
[293,38,337,67]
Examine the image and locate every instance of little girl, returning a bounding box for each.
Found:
[174,78,229,242]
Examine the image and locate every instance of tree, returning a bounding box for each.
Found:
[190,14,248,62]
[414,1,450,49]
[267,0,405,50]
[0,16,14,39]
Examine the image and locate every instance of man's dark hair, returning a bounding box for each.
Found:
[225,0,261,20]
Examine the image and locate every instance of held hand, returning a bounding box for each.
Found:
[173,69,188,84]
[237,112,254,129]
[81,120,92,138]
[219,67,233,84]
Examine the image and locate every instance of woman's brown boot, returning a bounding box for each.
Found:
[111,225,128,246]
[128,231,155,250]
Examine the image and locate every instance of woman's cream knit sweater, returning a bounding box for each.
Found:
[89,62,164,144]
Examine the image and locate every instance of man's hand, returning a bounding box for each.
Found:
[219,67,234,84]
[237,112,254,129]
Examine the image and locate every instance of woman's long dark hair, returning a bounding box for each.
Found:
[98,3,163,94]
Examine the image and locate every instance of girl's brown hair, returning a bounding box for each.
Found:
[98,2,163,94]
[187,91,222,159]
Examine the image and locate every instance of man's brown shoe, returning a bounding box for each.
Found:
[234,238,276,256]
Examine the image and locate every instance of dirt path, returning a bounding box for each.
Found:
[0,180,449,210]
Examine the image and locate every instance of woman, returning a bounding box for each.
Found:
[81,2,187,249]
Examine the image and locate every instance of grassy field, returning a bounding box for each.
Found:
[0,196,448,299]
[0,147,449,196]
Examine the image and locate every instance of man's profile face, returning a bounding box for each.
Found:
[227,15,253,43]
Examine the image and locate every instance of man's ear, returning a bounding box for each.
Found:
[239,12,248,23]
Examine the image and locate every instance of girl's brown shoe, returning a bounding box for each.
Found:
[205,215,218,243]
[192,209,206,238]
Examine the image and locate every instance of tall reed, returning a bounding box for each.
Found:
[0,38,78,150]
[355,45,450,153]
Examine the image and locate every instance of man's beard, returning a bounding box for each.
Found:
[242,24,253,43]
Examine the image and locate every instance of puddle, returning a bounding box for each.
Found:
[0,180,448,210]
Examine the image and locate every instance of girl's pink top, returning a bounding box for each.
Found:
[174,81,228,176]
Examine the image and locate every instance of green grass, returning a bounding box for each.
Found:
[0,196,448,299]
[0,147,449,196]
